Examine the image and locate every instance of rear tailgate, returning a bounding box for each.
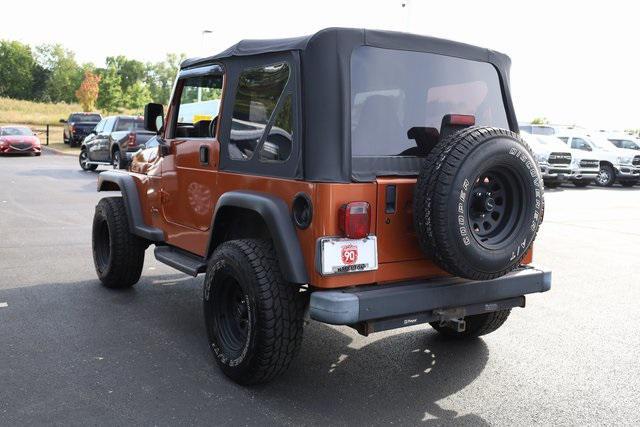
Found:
[135,131,156,146]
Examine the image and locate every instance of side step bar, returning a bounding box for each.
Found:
[86,161,113,165]
[154,246,207,277]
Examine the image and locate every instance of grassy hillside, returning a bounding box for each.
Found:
[0,97,140,126]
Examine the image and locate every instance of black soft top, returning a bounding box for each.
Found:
[181,28,517,183]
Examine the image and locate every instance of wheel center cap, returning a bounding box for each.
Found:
[484,197,496,212]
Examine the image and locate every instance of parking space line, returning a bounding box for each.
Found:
[0,302,8,308]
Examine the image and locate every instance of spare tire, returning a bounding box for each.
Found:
[414,127,544,280]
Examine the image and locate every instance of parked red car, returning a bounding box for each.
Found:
[0,126,41,155]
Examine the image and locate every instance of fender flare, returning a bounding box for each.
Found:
[208,190,309,285]
[97,170,164,242]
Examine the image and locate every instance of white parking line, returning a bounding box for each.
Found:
[0,302,8,308]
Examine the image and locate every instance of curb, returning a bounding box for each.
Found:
[42,146,77,157]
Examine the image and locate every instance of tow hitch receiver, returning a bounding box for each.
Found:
[354,296,526,336]
[434,308,467,333]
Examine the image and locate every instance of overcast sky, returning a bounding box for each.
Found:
[2,1,638,129]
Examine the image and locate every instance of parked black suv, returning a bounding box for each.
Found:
[60,113,102,147]
[78,115,155,170]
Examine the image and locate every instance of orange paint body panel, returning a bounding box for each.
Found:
[129,142,535,289]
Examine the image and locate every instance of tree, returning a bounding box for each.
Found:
[97,65,123,112]
[531,117,550,125]
[146,53,186,104]
[123,80,152,110]
[35,44,83,103]
[0,40,35,99]
[106,55,146,92]
[75,70,101,111]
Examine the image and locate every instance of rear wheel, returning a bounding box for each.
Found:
[596,164,615,187]
[430,310,511,339]
[92,197,147,288]
[414,127,544,280]
[203,239,306,385]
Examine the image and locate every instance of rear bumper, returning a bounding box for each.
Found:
[309,267,551,326]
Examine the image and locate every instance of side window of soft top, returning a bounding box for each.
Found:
[172,74,223,139]
[228,62,293,163]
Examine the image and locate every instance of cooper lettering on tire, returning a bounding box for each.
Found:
[414,127,544,280]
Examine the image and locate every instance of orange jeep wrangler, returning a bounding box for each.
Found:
[92,28,550,385]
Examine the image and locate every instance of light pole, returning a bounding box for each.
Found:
[400,1,411,32]
[201,29,213,56]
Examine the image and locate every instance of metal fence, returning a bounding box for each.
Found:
[32,125,50,145]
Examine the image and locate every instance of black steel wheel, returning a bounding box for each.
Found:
[204,239,306,385]
[414,127,544,280]
[92,197,147,288]
[467,169,523,249]
[211,273,251,361]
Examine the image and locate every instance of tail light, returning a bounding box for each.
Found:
[127,132,137,147]
[338,202,370,239]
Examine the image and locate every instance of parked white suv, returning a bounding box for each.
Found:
[556,132,640,187]
[522,133,599,187]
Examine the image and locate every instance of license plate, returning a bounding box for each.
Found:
[319,236,378,276]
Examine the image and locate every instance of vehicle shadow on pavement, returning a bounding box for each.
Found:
[257,322,490,425]
[0,276,489,425]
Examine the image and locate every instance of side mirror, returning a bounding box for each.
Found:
[59,119,67,124]
[144,103,164,134]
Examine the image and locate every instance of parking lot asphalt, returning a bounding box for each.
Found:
[1,151,639,426]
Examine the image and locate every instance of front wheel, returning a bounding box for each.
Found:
[203,239,306,385]
[430,310,511,339]
[79,148,97,171]
[92,197,147,288]
[596,165,615,187]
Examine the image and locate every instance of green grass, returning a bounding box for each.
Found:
[0,97,140,126]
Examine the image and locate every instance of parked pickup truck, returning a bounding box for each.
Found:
[60,112,102,147]
[522,133,600,187]
[78,115,155,171]
[90,28,551,385]
[556,132,640,187]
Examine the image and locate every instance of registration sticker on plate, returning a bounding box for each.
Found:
[319,236,378,275]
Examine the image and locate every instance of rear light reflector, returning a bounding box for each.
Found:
[127,132,137,147]
[339,201,370,239]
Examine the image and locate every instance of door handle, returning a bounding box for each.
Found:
[199,145,209,165]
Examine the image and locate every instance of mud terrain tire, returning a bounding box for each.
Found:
[92,197,146,288]
[203,239,306,385]
[414,127,544,280]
